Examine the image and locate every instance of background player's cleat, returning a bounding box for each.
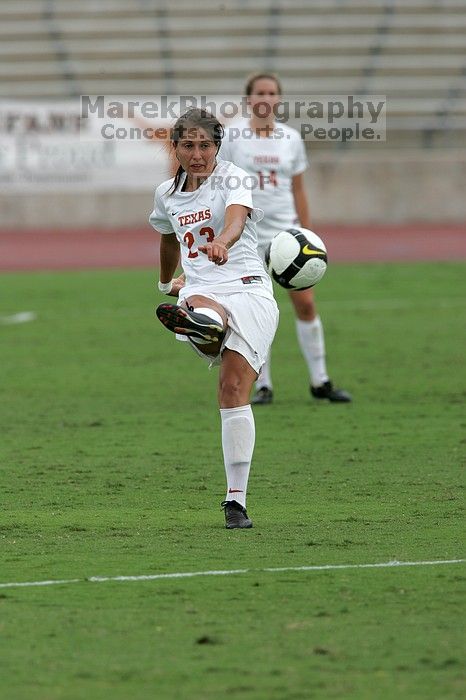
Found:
[251,386,274,405]
[311,380,352,403]
[156,303,224,344]
[221,500,253,529]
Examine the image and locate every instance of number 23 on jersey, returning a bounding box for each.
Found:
[183,227,215,258]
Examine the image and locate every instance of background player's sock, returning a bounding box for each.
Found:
[255,353,272,390]
[220,404,255,508]
[296,316,329,387]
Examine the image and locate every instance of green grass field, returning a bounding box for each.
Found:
[1,262,465,700]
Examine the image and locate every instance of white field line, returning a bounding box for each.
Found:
[0,558,464,590]
[0,311,37,325]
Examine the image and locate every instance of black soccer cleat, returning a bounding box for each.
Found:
[156,303,224,344]
[221,500,253,529]
[251,386,274,405]
[311,380,352,403]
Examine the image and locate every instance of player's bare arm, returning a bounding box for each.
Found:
[167,274,185,297]
[198,204,250,266]
[291,173,312,229]
[159,231,180,282]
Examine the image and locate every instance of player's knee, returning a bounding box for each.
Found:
[289,289,316,320]
[219,375,242,403]
[295,300,316,320]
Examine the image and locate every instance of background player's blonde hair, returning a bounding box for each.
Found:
[244,72,282,96]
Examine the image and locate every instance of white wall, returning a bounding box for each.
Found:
[1,150,465,229]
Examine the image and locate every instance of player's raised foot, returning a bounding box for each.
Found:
[251,386,274,405]
[156,303,224,344]
[221,500,253,529]
[311,380,352,403]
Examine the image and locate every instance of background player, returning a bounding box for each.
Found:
[149,108,279,528]
[219,73,351,405]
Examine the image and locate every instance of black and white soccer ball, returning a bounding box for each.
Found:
[265,227,328,290]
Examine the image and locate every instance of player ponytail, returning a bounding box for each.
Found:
[168,108,224,194]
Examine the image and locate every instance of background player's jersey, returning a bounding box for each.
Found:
[219,119,308,245]
[149,159,272,297]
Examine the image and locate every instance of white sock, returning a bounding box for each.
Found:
[220,404,255,508]
[190,307,224,346]
[255,352,272,390]
[296,316,329,387]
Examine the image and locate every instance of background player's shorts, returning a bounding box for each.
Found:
[178,290,279,374]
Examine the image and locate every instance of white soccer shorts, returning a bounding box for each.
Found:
[177,290,279,374]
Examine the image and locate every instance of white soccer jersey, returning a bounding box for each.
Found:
[149,159,273,297]
[219,118,308,245]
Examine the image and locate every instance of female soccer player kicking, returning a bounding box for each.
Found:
[219,73,351,405]
[150,108,279,529]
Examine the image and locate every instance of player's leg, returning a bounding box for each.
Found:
[219,347,257,408]
[218,292,278,528]
[289,288,352,403]
[156,294,227,355]
[289,287,324,382]
[218,349,257,528]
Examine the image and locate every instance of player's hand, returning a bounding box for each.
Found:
[168,274,185,297]
[198,241,229,266]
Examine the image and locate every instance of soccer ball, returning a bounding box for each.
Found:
[265,227,328,290]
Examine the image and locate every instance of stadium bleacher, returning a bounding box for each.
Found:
[0,0,465,148]
[1,0,465,227]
